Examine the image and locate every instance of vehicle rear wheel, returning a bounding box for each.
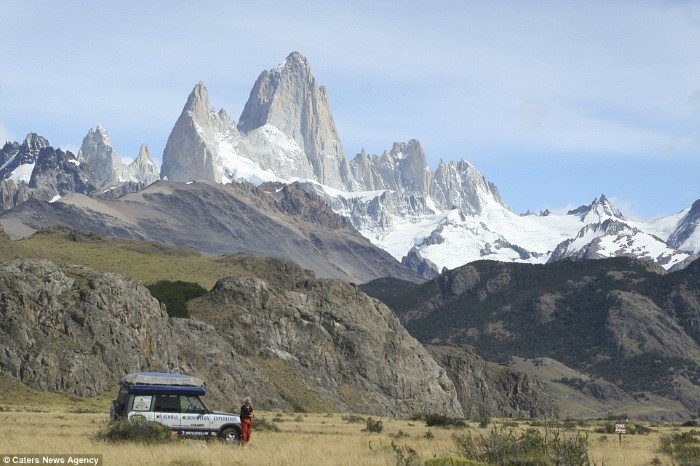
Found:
[220,427,241,444]
[109,400,121,421]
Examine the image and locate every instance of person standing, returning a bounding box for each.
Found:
[240,397,254,446]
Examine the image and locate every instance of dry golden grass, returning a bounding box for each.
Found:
[0,409,689,466]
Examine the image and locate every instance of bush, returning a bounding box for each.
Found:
[364,417,383,433]
[424,413,467,428]
[453,426,591,466]
[593,422,616,434]
[146,280,208,318]
[254,417,280,432]
[659,432,700,464]
[478,416,490,429]
[94,420,173,444]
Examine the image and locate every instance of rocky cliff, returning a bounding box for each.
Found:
[0,256,551,417]
[362,256,700,419]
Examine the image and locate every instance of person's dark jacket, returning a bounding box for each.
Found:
[240,404,253,420]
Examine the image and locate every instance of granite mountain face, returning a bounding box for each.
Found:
[77,124,159,185]
[238,51,354,191]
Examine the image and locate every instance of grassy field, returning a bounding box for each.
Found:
[0,404,687,466]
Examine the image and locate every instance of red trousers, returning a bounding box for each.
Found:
[241,418,252,445]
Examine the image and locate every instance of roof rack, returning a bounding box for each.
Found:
[120,372,205,388]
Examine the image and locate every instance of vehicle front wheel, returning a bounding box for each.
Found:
[220,427,241,444]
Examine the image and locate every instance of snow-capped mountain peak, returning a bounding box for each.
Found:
[668,200,700,253]
[567,194,625,223]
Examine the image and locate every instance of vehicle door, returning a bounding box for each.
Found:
[178,395,212,437]
[153,394,182,429]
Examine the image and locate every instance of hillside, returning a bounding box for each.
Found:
[361,257,700,420]
[0,180,421,284]
[0,228,555,417]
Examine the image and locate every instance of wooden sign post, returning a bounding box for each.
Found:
[615,423,626,444]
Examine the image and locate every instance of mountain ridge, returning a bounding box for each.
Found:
[361,255,700,420]
[1,51,698,277]
[0,179,420,284]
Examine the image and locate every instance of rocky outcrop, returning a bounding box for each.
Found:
[0,179,31,210]
[0,259,177,396]
[428,345,558,418]
[431,159,506,214]
[0,256,548,417]
[402,247,441,280]
[605,290,700,360]
[125,144,159,185]
[669,200,700,254]
[190,272,463,416]
[76,126,158,186]
[29,146,97,197]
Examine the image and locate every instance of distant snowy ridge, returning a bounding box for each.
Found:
[156,52,697,275]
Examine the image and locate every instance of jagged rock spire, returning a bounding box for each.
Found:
[238,52,354,190]
[77,124,123,183]
[127,144,159,185]
[161,82,233,182]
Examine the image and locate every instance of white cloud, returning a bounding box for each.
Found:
[0,122,15,144]
[61,144,80,156]
[608,196,643,221]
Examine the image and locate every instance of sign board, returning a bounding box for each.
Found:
[615,423,626,434]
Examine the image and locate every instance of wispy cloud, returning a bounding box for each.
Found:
[0,122,15,144]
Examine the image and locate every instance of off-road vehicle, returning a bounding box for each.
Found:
[110,372,241,442]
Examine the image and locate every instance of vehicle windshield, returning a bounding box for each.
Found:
[180,395,208,414]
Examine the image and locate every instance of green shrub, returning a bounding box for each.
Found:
[659,432,700,464]
[146,280,208,318]
[364,417,383,433]
[94,420,173,444]
[593,422,615,434]
[424,413,467,428]
[478,416,490,429]
[453,426,591,466]
[253,417,280,432]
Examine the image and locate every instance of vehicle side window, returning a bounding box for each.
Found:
[154,395,180,413]
[180,396,206,413]
[117,387,129,406]
[132,395,152,411]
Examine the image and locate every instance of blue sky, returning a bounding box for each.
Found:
[1,0,699,219]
